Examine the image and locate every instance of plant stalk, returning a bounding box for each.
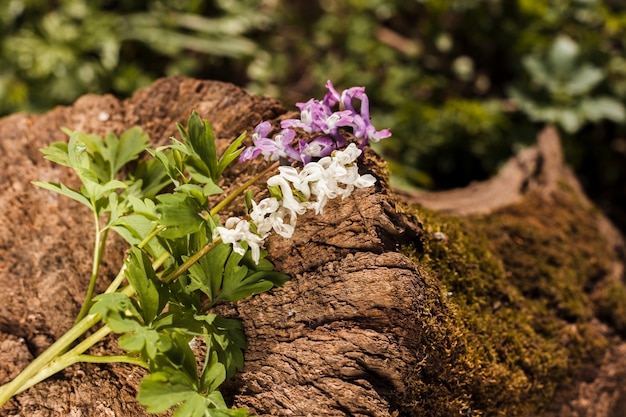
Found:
[76,216,109,323]
[209,161,279,217]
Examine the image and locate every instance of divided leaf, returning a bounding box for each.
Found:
[156,193,206,239]
[216,247,289,303]
[125,246,168,324]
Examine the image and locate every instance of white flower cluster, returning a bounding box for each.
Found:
[213,144,376,263]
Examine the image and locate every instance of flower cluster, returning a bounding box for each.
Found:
[214,144,376,263]
[239,81,391,164]
[216,82,390,263]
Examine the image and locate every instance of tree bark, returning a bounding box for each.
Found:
[0,76,624,417]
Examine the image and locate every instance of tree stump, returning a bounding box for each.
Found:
[0,76,624,417]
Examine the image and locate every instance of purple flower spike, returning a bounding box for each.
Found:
[324,80,366,114]
[241,80,390,165]
[319,110,353,137]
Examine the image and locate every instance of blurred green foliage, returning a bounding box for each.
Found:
[0,0,273,114]
[2,0,626,229]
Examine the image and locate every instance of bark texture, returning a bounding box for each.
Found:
[0,76,624,417]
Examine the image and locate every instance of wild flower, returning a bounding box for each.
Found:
[239,80,391,163]
[218,143,378,262]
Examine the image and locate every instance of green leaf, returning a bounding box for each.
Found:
[131,157,171,199]
[566,64,604,96]
[31,181,91,208]
[125,246,169,323]
[156,193,206,239]
[157,331,201,383]
[217,247,288,303]
[196,314,247,378]
[137,371,199,414]
[216,131,246,179]
[557,108,584,133]
[186,111,218,182]
[147,147,184,187]
[39,142,71,167]
[186,167,224,195]
[176,183,209,205]
[118,326,163,358]
[172,394,211,417]
[128,195,159,220]
[201,351,226,393]
[138,367,248,416]
[187,243,232,300]
[90,292,143,333]
[548,34,579,76]
[522,56,550,87]
[91,179,128,201]
[111,214,166,260]
[104,127,150,176]
[580,96,626,122]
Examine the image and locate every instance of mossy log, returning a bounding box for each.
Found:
[0,76,624,417]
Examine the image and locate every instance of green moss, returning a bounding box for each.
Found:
[400,189,620,416]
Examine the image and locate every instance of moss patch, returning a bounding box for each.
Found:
[401,188,621,416]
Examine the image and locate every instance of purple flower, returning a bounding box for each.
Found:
[239,122,299,162]
[324,80,391,147]
[351,114,392,147]
[281,99,325,133]
[239,80,390,164]
[323,80,366,114]
[318,110,353,137]
[297,137,337,164]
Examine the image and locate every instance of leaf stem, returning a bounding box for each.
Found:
[162,238,221,284]
[0,284,137,403]
[13,325,113,395]
[75,354,149,368]
[209,161,279,217]
[76,214,109,323]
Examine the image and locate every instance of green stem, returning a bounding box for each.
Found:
[140,224,166,249]
[209,161,279,217]
[0,285,137,402]
[105,264,127,294]
[0,312,102,407]
[103,226,169,295]
[13,325,113,395]
[75,215,109,323]
[163,238,221,284]
[75,354,148,368]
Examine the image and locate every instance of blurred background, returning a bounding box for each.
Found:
[1,0,625,234]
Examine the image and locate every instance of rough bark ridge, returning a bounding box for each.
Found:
[0,76,624,417]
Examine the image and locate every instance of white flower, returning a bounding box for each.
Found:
[331,143,362,166]
[263,206,297,238]
[250,197,280,231]
[213,217,264,264]
[250,198,296,238]
[216,143,377,264]
[266,174,307,215]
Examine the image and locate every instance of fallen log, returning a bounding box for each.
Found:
[0,76,624,417]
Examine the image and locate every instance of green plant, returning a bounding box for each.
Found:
[509,34,626,133]
[0,0,275,115]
